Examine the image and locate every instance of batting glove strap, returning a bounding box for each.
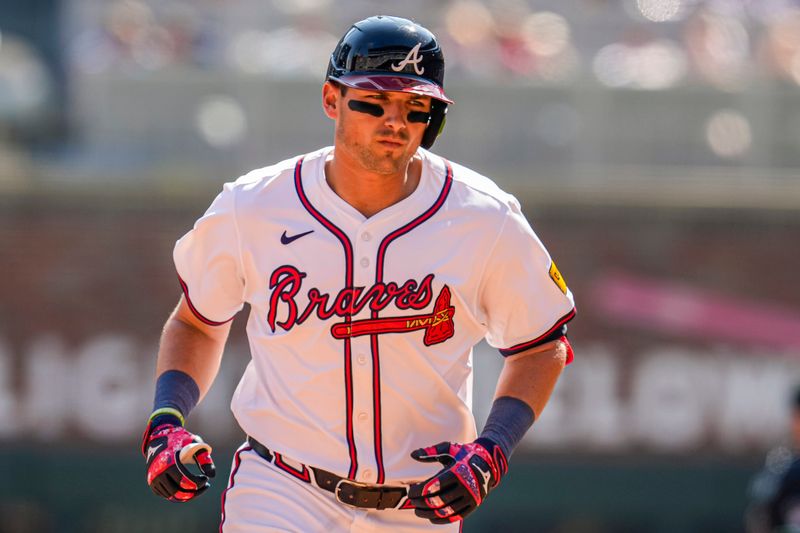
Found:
[408,439,508,524]
[474,437,509,481]
[141,423,216,503]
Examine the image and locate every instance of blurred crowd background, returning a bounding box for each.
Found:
[2,0,800,532]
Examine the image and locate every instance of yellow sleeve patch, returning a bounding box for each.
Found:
[549,261,568,294]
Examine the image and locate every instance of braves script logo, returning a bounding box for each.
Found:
[267,265,454,346]
[391,43,425,76]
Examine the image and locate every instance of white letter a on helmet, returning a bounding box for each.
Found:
[391,43,425,76]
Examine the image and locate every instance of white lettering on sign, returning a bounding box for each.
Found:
[26,336,70,440]
[0,335,798,454]
[74,336,146,440]
[716,352,792,452]
[515,342,800,453]
[0,334,246,444]
[632,349,711,451]
[568,346,626,450]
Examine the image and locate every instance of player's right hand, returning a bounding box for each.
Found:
[141,421,216,502]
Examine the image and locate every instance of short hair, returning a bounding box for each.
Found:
[329,80,348,96]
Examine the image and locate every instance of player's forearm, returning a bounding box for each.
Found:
[493,339,568,418]
[475,340,568,458]
[155,299,232,401]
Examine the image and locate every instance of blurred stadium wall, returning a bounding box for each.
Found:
[2,1,800,532]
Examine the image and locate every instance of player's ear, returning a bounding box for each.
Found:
[322,81,339,120]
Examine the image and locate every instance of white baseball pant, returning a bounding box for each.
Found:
[220,443,462,533]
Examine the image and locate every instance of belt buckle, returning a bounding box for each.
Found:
[334,478,371,508]
[334,479,410,510]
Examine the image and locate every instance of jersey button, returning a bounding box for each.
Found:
[360,257,370,268]
[358,412,368,422]
[361,232,372,242]
[361,470,375,482]
[357,354,367,365]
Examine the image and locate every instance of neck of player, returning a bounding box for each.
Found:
[325,152,422,219]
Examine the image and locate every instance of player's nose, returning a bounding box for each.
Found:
[381,101,407,130]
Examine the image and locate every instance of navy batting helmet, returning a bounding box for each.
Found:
[327,15,451,149]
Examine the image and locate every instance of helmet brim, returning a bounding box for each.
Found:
[331,74,454,104]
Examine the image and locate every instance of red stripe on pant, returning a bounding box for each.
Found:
[219,445,251,532]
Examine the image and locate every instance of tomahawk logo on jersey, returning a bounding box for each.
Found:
[173,146,575,486]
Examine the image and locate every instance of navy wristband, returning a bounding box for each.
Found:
[479,396,535,458]
[152,369,200,423]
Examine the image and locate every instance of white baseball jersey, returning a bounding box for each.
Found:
[174,146,575,486]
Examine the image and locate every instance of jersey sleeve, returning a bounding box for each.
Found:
[173,183,246,325]
[479,198,576,357]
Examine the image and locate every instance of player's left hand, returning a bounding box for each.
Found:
[408,439,508,523]
[141,422,217,502]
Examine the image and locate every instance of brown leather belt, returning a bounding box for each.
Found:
[247,436,411,510]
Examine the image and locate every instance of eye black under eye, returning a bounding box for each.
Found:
[348,100,384,117]
[407,111,430,124]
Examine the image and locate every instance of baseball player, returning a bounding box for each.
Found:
[142,15,575,532]
[746,386,800,532]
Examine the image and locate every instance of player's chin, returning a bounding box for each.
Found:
[370,149,409,170]
[374,143,412,161]
[389,142,423,161]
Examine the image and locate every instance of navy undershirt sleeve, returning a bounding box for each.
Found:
[150,369,200,427]
[478,396,535,457]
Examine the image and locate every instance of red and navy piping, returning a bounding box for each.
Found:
[293,157,359,480]
[179,275,236,326]
[219,444,251,532]
[498,308,577,356]
[370,159,453,483]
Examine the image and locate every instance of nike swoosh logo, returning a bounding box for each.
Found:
[281,230,314,245]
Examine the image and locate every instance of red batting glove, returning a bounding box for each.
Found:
[141,421,216,502]
[408,439,508,523]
